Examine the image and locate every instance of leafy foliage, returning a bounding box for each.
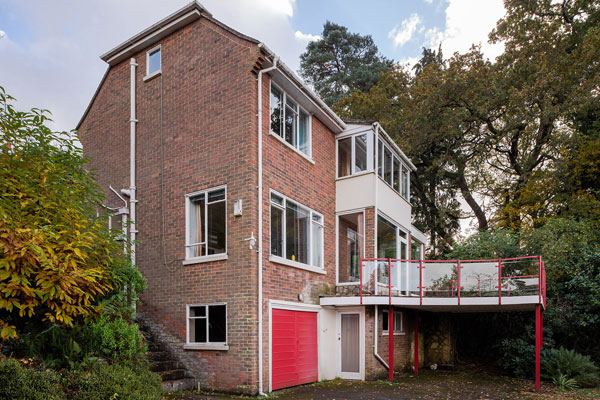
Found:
[299,21,393,105]
[553,374,579,391]
[0,87,143,340]
[542,347,600,388]
[0,358,64,400]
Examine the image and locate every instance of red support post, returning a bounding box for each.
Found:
[414,310,419,374]
[388,306,394,382]
[535,304,541,392]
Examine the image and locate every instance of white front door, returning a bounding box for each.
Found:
[336,308,365,380]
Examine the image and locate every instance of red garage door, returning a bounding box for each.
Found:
[272,309,318,390]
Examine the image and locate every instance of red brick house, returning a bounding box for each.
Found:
[78,1,547,395]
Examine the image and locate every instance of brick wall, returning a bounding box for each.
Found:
[79,17,262,394]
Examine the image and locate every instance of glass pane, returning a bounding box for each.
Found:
[270,206,283,257]
[384,147,392,185]
[393,158,400,192]
[270,86,283,136]
[411,240,422,260]
[341,314,360,373]
[190,306,206,317]
[382,311,389,331]
[394,312,402,332]
[402,168,409,198]
[311,223,323,267]
[461,261,499,297]
[148,49,161,74]
[192,318,207,343]
[271,193,283,205]
[189,195,205,257]
[286,202,309,264]
[208,189,225,202]
[207,201,226,255]
[339,212,363,283]
[422,262,457,297]
[338,138,352,177]
[298,110,309,155]
[355,134,368,173]
[377,216,396,259]
[208,305,226,343]
[285,105,297,146]
[378,140,383,177]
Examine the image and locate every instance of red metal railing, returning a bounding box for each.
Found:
[358,256,545,308]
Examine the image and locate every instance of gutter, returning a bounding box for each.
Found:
[256,54,279,396]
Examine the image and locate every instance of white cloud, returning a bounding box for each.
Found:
[0,0,303,132]
[424,0,434,3]
[425,0,505,60]
[388,13,423,48]
[294,30,321,43]
[0,30,6,39]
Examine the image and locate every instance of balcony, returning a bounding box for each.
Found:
[323,256,546,312]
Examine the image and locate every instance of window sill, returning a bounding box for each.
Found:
[184,343,229,351]
[382,332,406,336]
[182,253,228,265]
[268,131,315,165]
[336,170,374,181]
[269,255,326,274]
[143,70,162,82]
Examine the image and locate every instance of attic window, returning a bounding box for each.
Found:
[145,46,161,79]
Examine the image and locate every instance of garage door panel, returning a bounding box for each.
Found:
[272,309,318,391]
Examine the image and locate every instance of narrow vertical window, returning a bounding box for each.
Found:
[393,157,400,192]
[270,86,283,137]
[401,167,409,199]
[354,134,368,173]
[384,147,393,185]
[147,47,161,76]
[338,137,352,177]
[311,214,323,268]
[270,194,284,257]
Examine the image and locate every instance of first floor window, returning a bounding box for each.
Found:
[186,187,226,259]
[270,191,323,268]
[187,304,227,344]
[270,83,311,157]
[382,309,403,334]
[147,46,161,76]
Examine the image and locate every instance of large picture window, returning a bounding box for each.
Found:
[270,83,310,156]
[187,303,227,345]
[185,187,226,259]
[270,191,323,268]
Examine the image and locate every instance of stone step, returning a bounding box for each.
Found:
[148,341,165,352]
[148,351,170,361]
[151,360,182,372]
[159,369,191,381]
[162,378,196,393]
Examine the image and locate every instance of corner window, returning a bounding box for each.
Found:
[337,133,373,178]
[146,46,161,77]
[185,187,226,259]
[270,83,311,157]
[377,139,410,201]
[187,304,227,344]
[270,191,323,268]
[382,309,403,334]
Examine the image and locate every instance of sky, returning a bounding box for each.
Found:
[0,0,506,133]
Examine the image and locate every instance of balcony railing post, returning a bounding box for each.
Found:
[538,255,542,305]
[388,258,392,305]
[457,261,462,306]
[497,259,502,305]
[360,259,363,305]
[419,260,424,305]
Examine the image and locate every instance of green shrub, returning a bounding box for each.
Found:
[542,347,599,388]
[0,358,64,400]
[64,363,162,400]
[498,338,539,379]
[553,373,579,391]
[82,316,147,368]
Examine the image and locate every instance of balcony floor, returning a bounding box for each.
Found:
[319,295,541,312]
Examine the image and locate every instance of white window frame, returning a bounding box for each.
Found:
[336,210,366,286]
[185,303,229,350]
[382,309,404,335]
[269,82,312,159]
[184,185,227,264]
[269,189,324,272]
[336,133,374,179]
[144,45,162,80]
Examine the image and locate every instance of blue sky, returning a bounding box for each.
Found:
[0,0,505,132]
